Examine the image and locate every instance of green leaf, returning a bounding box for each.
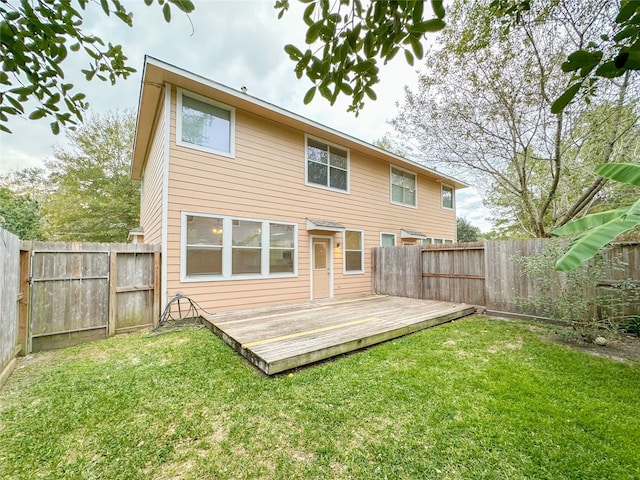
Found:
[551,82,581,114]
[303,86,316,104]
[409,37,424,60]
[28,108,47,120]
[353,60,375,72]
[100,0,110,15]
[616,0,639,23]
[551,207,631,237]
[284,44,303,60]
[554,202,640,271]
[170,0,196,13]
[595,60,626,78]
[162,3,171,22]
[411,19,446,34]
[50,121,60,135]
[306,21,323,44]
[404,49,414,66]
[365,87,377,100]
[594,162,640,187]
[431,0,446,19]
[561,50,602,72]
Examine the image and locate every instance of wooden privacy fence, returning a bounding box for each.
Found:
[372,240,640,319]
[21,241,161,353]
[0,228,22,387]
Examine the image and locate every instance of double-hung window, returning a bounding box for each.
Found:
[177,89,235,157]
[183,214,297,281]
[231,220,262,275]
[441,184,454,210]
[306,137,349,192]
[391,167,416,207]
[344,229,364,274]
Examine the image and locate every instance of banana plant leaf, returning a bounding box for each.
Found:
[554,198,640,271]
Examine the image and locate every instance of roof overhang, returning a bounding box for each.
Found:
[401,229,427,240]
[306,218,346,233]
[131,55,469,189]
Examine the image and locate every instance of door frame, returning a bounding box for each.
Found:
[310,235,334,300]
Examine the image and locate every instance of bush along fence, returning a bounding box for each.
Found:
[372,240,640,335]
[0,230,162,385]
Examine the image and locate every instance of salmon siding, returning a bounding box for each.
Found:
[132,58,465,312]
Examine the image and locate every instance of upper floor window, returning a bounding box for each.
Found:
[391,167,416,207]
[177,89,235,157]
[306,136,349,192]
[441,184,454,210]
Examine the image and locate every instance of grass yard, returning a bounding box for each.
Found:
[0,316,638,480]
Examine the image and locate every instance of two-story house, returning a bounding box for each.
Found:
[131,57,466,312]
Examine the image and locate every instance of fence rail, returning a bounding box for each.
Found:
[373,240,640,320]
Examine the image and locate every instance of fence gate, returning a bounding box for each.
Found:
[29,250,110,352]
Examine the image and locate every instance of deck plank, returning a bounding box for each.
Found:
[202,295,474,374]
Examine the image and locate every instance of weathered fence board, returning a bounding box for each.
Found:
[422,243,485,305]
[0,228,21,387]
[372,245,422,298]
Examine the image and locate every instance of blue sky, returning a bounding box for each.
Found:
[0,0,491,231]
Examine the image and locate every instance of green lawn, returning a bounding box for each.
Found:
[1,316,638,480]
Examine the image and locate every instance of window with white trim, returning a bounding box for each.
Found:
[391,167,416,207]
[441,184,454,209]
[344,229,364,273]
[183,214,296,281]
[185,216,223,277]
[177,90,235,157]
[269,223,295,273]
[306,137,349,192]
[380,233,396,247]
[421,238,433,245]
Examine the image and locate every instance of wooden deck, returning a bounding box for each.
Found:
[202,295,475,375]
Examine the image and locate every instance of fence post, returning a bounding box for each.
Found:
[108,250,117,337]
[153,250,161,327]
[17,248,31,355]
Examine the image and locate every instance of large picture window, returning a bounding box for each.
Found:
[306,137,349,192]
[177,90,235,157]
[182,214,297,281]
[390,167,416,207]
[344,229,364,274]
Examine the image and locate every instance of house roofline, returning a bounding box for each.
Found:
[131,55,468,189]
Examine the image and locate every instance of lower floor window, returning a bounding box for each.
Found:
[183,213,297,280]
[344,229,364,273]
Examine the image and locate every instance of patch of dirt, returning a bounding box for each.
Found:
[545,332,640,364]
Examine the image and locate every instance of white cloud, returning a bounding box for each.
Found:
[456,187,492,232]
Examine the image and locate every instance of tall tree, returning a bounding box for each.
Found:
[0,186,43,240]
[0,0,194,134]
[43,110,139,242]
[389,0,639,238]
[456,217,481,242]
